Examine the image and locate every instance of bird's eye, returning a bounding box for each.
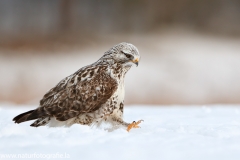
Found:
[124,53,132,59]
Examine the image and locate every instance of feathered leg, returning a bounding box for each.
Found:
[111,117,143,132]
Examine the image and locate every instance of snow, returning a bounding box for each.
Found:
[1,105,240,160]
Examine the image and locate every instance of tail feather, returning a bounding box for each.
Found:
[13,108,47,124]
[30,117,51,127]
[13,110,35,123]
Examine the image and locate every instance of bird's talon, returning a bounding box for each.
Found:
[127,120,143,132]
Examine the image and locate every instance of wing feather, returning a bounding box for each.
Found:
[38,65,117,121]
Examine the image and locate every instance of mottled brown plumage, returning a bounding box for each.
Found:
[13,42,143,131]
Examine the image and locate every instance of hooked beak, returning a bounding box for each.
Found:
[132,58,139,67]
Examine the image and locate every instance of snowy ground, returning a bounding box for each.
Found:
[1,105,240,160]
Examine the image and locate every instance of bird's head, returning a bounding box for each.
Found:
[103,42,140,67]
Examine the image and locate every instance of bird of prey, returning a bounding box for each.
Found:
[13,42,143,132]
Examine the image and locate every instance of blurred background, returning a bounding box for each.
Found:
[1,0,240,106]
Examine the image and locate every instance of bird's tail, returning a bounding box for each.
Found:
[13,108,47,124]
[13,110,35,123]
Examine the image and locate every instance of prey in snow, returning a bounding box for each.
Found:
[13,42,143,132]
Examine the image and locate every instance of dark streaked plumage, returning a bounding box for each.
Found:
[13,42,143,131]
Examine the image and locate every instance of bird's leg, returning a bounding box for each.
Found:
[112,117,144,132]
[103,114,111,121]
[111,117,129,127]
[127,120,144,132]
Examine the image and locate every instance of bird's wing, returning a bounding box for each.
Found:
[39,65,118,121]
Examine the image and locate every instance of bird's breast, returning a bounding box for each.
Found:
[115,80,125,103]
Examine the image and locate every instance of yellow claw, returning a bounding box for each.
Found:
[127,120,144,132]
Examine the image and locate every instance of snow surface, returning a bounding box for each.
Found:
[1,105,240,160]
